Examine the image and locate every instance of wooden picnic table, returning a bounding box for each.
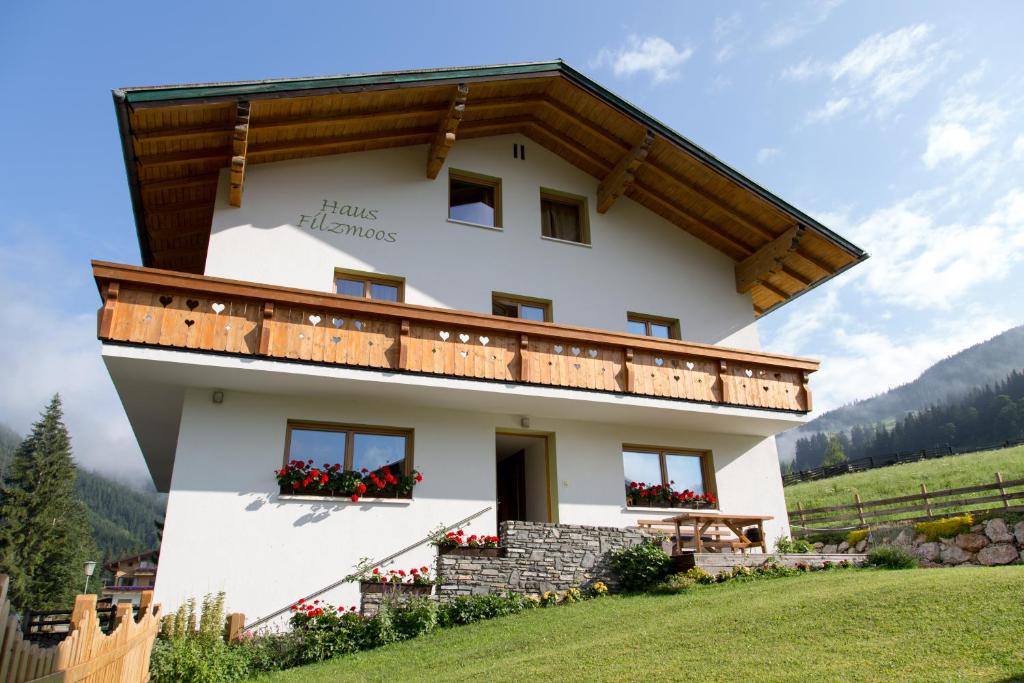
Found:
[662,512,773,554]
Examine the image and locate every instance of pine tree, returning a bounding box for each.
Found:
[821,433,848,467]
[0,395,97,609]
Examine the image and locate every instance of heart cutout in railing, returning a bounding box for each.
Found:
[654,358,664,367]
[570,347,581,356]
[439,331,450,341]
[553,345,563,354]
[479,336,490,346]
[354,321,364,331]
[332,318,344,328]
[143,314,152,322]
[745,369,753,378]
[309,315,321,326]
[186,299,199,311]
[331,336,341,344]
[574,363,581,370]
[159,295,173,307]
[460,351,468,358]
[588,349,598,358]
[459,333,470,343]
[211,303,225,314]
[686,361,695,371]
[184,319,195,327]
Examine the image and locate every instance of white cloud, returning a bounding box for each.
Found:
[0,224,150,485]
[756,147,781,163]
[783,24,948,122]
[1013,135,1024,161]
[713,12,742,63]
[591,35,694,83]
[764,0,845,49]
[922,93,1006,169]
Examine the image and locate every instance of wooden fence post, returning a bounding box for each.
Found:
[920,484,932,519]
[795,502,806,528]
[996,472,1009,509]
[854,494,866,526]
[69,594,96,633]
[226,613,246,642]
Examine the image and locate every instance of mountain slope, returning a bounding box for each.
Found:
[0,422,165,560]
[778,324,1024,460]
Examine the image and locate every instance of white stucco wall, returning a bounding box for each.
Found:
[155,388,789,621]
[204,133,761,349]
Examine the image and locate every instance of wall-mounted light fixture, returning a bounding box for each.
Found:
[212,390,225,404]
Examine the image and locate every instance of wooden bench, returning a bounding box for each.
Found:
[637,519,749,554]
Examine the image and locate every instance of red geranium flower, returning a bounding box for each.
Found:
[351,494,359,502]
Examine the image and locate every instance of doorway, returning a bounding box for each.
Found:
[495,432,552,525]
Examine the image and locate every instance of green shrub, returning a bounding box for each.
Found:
[775,536,813,554]
[684,567,716,585]
[609,541,672,591]
[150,638,253,683]
[437,593,531,627]
[391,597,438,641]
[866,545,918,570]
[653,573,696,594]
[915,514,973,542]
[846,529,869,546]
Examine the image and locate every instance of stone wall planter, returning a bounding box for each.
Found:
[438,546,504,558]
[359,582,432,595]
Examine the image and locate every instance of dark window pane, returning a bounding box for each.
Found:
[541,198,582,242]
[492,300,518,318]
[336,278,364,297]
[352,433,407,475]
[288,428,346,465]
[665,454,705,494]
[627,320,647,336]
[520,304,546,321]
[622,451,661,487]
[450,178,496,226]
[369,283,399,301]
[650,323,672,339]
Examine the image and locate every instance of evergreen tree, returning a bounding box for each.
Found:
[0,396,98,609]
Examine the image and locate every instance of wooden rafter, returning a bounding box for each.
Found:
[597,131,654,213]
[228,101,250,207]
[426,84,469,179]
[735,226,806,293]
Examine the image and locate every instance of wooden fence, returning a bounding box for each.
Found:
[789,472,1024,536]
[0,575,162,683]
[782,437,1024,486]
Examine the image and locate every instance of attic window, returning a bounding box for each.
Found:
[449,170,501,228]
[540,189,589,245]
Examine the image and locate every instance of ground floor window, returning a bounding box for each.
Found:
[622,446,716,508]
[277,422,420,499]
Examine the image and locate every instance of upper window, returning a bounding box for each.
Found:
[627,313,680,340]
[492,293,552,322]
[540,189,589,245]
[622,446,716,509]
[449,170,501,228]
[334,269,404,302]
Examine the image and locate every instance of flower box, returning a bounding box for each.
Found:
[359,582,432,595]
[438,546,504,558]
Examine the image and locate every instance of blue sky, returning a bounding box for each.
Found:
[1,1,1022,479]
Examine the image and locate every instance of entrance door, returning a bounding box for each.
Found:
[495,433,551,524]
[496,450,526,525]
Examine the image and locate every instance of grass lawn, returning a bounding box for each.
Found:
[252,567,1024,683]
[785,444,1024,516]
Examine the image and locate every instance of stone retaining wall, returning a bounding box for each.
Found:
[437,521,651,600]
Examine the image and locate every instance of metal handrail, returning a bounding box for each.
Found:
[243,505,493,632]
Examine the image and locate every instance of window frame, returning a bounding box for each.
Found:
[448,168,503,230]
[626,312,681,340]
[283,420,415,479]
[491,291,554,322]
[333,268,406,302]
[621,444,717,506]
[539,188,590,246]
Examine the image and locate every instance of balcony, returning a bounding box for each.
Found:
[92,261,817,414]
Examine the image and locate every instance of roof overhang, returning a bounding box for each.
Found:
[113,60,867,317]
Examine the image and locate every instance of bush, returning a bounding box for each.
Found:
[150,638,253,683]
[436,593,532,627]
[652,573,696,594]
[684,567,716,585]
[391,597,438,641]
[866,545,918,570]
[915,514,973,542]
[609,541,672,591]
[846,529,869,546]
[775,536,813,554]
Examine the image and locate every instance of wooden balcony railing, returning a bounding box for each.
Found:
[92,261,818,413]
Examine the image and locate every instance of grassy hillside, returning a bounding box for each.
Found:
[777,323,1024,459]
[252,568,1024,683]
[785,444,1024,513]
[0,422,165,560]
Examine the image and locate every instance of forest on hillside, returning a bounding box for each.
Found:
[0,422,165,561]
[792,369,1024,472]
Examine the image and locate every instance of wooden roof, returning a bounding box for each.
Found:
[113,61,866,316]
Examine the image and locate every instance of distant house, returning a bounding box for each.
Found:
[101,551,158,606]
[96,61,866,618]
